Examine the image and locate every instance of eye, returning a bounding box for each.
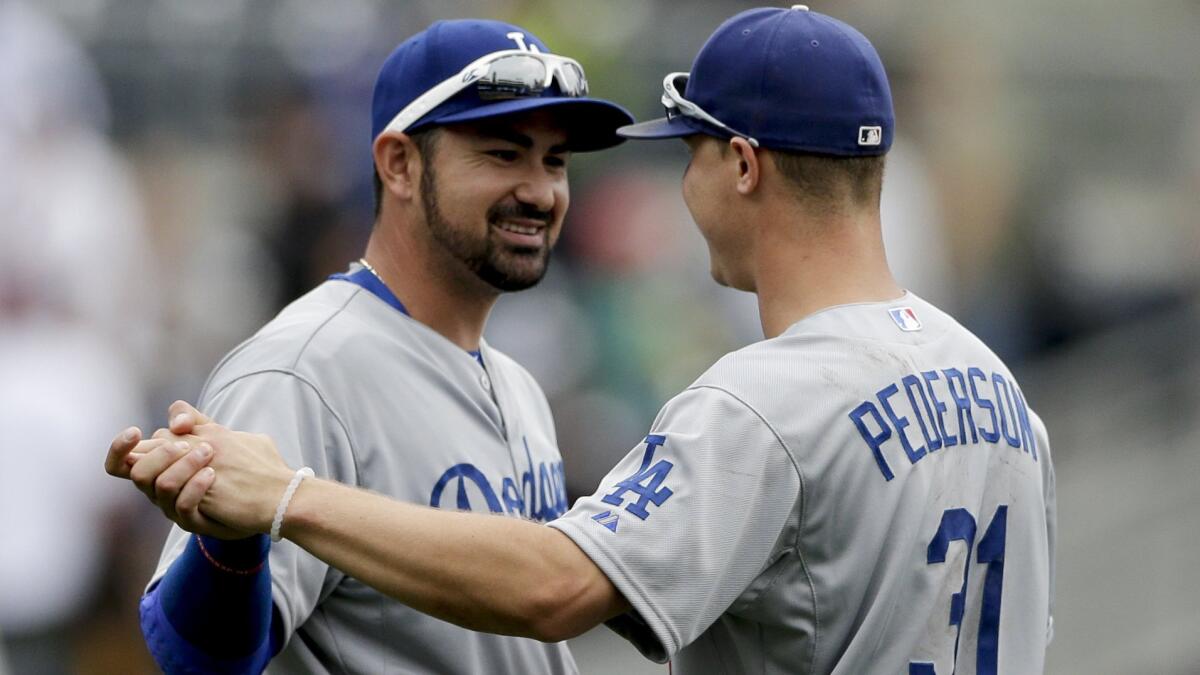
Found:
[544,154,568,169]
[486,150,519,162]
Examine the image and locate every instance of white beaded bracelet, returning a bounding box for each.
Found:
[271,467,314,542]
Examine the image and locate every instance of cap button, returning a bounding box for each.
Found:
[791,4,810,10]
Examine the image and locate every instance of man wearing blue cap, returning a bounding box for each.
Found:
[113,7,1055,674]
[107,19,631,675]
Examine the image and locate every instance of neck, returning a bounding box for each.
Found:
[752,204,903,339]
[362,223,497,352]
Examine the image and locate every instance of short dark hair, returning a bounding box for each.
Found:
[715,139,888,212]
[760,146,886,213]
[372,127,442,220]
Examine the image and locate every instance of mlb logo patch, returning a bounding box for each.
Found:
[888,307,922,332]
[858,126,882,146]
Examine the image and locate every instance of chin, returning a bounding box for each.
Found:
[708,255,734,288]
[709,268,730,288]
[710,266,756,293]
[478,253,551,292]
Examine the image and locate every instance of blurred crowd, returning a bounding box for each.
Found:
[1,0,1198,673]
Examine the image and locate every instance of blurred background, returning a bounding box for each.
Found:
[1,0,1197,673]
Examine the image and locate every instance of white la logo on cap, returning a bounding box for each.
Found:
[859,126,882,146]
[505,31,540,52]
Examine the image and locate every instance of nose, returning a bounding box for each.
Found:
[512,172,559,214]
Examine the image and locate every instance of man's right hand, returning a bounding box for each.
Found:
[104,401,256,540]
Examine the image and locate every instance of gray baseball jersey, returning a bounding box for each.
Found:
[150,270,578,675]
[550,292,1055,675]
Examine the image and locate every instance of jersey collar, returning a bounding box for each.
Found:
[330,265,409,316]
[330,264,484,366]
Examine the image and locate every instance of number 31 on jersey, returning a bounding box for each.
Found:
[911,505,1008,675]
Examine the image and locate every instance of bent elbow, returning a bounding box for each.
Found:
[519,575,589,642]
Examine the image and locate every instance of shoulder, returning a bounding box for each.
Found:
[681,297,1015,436]
[688,332,855,404]
[698,294,1019,392]
[203,280,435,396]
[206,281,355,373]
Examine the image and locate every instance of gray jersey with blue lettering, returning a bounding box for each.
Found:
[550,292,1055,675]
[150,275,577,675]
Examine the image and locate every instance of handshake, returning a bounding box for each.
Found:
[103,402,303,541]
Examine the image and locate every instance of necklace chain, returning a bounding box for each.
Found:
[359,257,382,281]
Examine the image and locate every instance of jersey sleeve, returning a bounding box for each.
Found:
[548,385,801,662]
[148,369,359,648]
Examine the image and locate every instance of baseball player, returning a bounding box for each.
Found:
[104,19,632,674]
[114,7,1056,674]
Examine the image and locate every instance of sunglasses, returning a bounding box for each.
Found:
[661,72,759,148]
[383,49,590,135]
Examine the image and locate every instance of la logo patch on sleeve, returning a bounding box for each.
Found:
[888,307,922,332]
[591,510,619,532]
[593,435,674,533]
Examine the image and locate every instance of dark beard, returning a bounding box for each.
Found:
[421,158,553,292]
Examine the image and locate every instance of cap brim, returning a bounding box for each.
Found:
[431,97,634,152]
[617,115,706,140]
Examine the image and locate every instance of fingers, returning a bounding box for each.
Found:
[152,443,215,519]
[129,439,194,502]
[165,427,292,534]
[117,429,248,539]
[105,402,211,481]
[104,426,143,478]
[175,466,216,515]
[124,438,162,467]
[175,468,253,540]
[168,400,212,436]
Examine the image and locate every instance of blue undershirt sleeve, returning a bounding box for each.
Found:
[140,534,283,675]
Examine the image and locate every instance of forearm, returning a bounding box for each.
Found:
[279,478,627,641]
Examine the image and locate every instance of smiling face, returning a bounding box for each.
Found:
[417,109,570,292]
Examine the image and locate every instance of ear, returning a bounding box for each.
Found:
[372,132,422,203]
[728,137,760,196]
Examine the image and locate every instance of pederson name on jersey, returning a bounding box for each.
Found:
[848,366,1038,481]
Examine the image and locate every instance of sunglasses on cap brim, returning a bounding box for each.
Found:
[383,49,589,135]
[661,72,759,148]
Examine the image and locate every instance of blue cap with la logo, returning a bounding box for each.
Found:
[619,6,894,156]
[371,19,633,151]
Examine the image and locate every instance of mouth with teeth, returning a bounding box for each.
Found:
[491,218,548,248]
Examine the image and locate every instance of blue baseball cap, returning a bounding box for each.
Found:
[619,6,894,156]
[371,19,633,152]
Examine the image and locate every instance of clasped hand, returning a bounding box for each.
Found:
[104,402,295,540]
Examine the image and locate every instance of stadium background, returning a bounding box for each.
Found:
[1,0,1198,672]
